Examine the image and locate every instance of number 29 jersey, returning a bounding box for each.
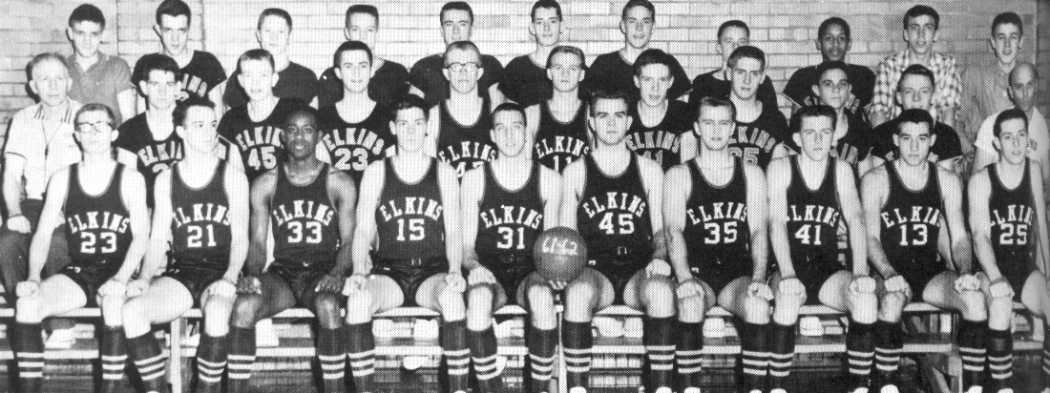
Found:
[682,158,751,280]
[270,164,340,266]
[169,161,231,270]
[576,154,653,269]
[879,163,943,289]
[374,158,446,262]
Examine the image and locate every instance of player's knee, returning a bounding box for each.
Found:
[437,285,466,321]
[526,283,554,307]
[313,294,343,326]
[642,278,674,304]
[99,294,124,326]
[231,295,263,328]
[466,286,494,329]
[987,296,1014,329]
[15,296,41,323]
[738,293,770,324]
[958,291,988,321]
[564,280,597,304]
[847,293,879,324]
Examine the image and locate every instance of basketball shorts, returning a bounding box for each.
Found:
[479,253,534,304]
[589,256,645,305]
[268,260,341,307]
[372,256,449,307]
[690,256,751,295]
[893,257,943,297]
[58,259,120,307]
[993,250,1035,301]
[162,259,226,305]
[792,252,843,304]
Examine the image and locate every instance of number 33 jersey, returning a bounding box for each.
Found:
[682,158,751,278]
[65,164,133,265]
[169,161,231,269]
[576,154,653,268]
[879,163,943,288]
[270,164,340,266]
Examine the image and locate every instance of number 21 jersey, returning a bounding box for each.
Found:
[169,161,231,269]
[577,154,653,268]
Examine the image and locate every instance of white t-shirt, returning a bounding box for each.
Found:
[974,107,1050,168]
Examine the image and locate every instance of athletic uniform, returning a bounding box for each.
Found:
[436,98,496,179]
[830,110,873,168]
[987,160,1037,300]
[533,100,589,172]
[879,163,944,292]
[683,158,751,293]
[317,104,396,184]
[626,100,693,170]
[500,55,551,108]
[372,158,448,305]
[116,113,184,207]
[317,61,411,108]
[730,105,789,169]
[218,98,301,182]
[577,154,653,302]
[475,162,544,302]
[59,164,133,305]
[132,51,226,100]
[688,70,779,114]
[161,161,231,303]
[785,157,844,303]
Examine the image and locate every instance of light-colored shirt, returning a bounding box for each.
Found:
[975,107,1050,169]
[870,50,962,121]
[3,101,83,200]
[960,59,1012,145]
[67,52,133,123]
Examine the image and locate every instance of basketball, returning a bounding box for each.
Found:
[533,226,588,282]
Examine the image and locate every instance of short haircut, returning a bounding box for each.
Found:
[391,94,429,120]
[991,12,1023,36]
[633,48,672,77]
[993,108,1028,138]
[173,97,215,127]
[346,4,379,27]
[547,45,586,69]
[75,103,116,127]
[727,45,765,70]
[443,40,481,64]
[621,0,655,21]
[285,105,319,126]
[440,1,474,24]
[238,48,274,71]
[695,96,736,123]
[333,40,373,68]
[814,60,849,83]
[136,53,180,82]
[156,0,191,25]
[903,5,939,30]
[493,102,527,126]
[717,20,749,40]
[531,0,562,21]
[28,52,71,78]
[897,64,935,90]
[817,17,850,40]
[1009,61,1039,83]
[895,108,934,135]
[588,89,631,116]
[257,8,292,30]
[790,105,838,134]
[69,4,106,29]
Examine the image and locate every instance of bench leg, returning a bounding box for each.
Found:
[169,319,183,393]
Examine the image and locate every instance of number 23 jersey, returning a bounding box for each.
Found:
[576,154,653,267]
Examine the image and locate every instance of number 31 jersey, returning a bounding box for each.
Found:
[374,158,446,261]
[170,161,231,269]
[475,162,544,259]
[576,154,653,268]
[270,164,340,265]
[683,158,751,276]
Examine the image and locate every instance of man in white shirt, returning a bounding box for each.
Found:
[973,62,1048,184]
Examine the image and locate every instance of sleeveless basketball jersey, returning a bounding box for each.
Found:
[375,158,446,261]
[169,161,231,269]
[879,163,943,276]
[436,98,496,178]
[988,160,1036,275]
[475,162,544,260]
[786,157,842,263]
[270,164,340,265]
[626,100,693,171]
[64,164,133,265]
[683,159,751,269]
[318,103,396,184]
[534,101,589,172]
[218,98,299,181]
[577,154,654,267]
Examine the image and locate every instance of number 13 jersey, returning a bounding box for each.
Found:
[879,163,943,290]
[576,154,653,268]
[270,164,340,265]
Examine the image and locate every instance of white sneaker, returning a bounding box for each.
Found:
[683,388,702,393]
[592,316,623,337]
[569,387,588,393]
[702,318,726,338]
[965,386,984,393]
[654,388,672,393]
[800,316,824,336]
[402,355,426,371]
[993,389,1011,393]
[412,318,440,340]
[849,387,869,393]
[771,388,788,393]
[44,327,77,349]
[879,384,900,393]
[255,318,279,347]
[623,317,644,338]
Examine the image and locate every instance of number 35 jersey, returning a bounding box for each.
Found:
[270,164,340,266]
[879,163,943,289]
[169,161,231,269]
[683,158,751,279]
[577,154,653,269]
[375,158,446,262]
[65,164,133,265]
[318,104,396,185]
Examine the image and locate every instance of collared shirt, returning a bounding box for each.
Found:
[975,108,1050,169]
[67,52,133,124]
[870,50,962,121]
[960,59,1013,144]
[4,100,83,200]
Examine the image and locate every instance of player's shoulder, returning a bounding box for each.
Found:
[192,50,222,65]
[634,154,663,175]
[411,54,442,71]
[286,61,318,80]
[562,157,587,180]
[461,164,486,186]
[861,163,889,185]
[537,163,561,181]
[252,168,279,190]
[968,166,991,186]
[934,164,960,183]
[326,167,355,188]
[741,161,766,182]
[765,156,792,176]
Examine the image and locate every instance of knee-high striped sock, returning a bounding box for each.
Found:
[318,326,346,393]
[769,323,796,390]
[526,326,557,393]
[346,321,376,393]
[1043,322,1050,389]
[562,320,593,390]
[845,320,875,390]
[644,317,675,391]
[227,326,256,393]
[441,319,470,392]
[469,326,502,393]
[100,326,127,393]
[128,332,167,393]
[957,320,987,391]
[873,320,903,388]
[14,323,44,393]
[987,328,1013,391]
[194,333,227,393]
[739,322,770,392]
[676,321,703,390]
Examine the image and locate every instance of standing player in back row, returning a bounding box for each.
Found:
[223,8,318,108]
[317,4,410,108]
[500,0,562,108]
[427,41,497,179]
[628,48,696,170]
[689,20,778,111]
[726,46,790,169]
[410,1,504,108]
[526,45,590,173]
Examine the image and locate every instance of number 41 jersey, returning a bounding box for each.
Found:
[576,154,653,267]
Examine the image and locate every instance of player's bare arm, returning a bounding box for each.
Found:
[351,162,384,278]
[836,160,869,276]
[539,166,562,229]
[142,170,175,280]
[744,162,770,282]
[25,169,70,283]
[938,168,973,273]
[223,160,251,282]
[861,166,895,278]
[638,156,668,262]
[425,106,441,157]
[329,169,358,276]
[244,170,277,278]
[437,161,464,275]
[968,170,1002,281]
[110,167,150,283]
[662,164,694,284]
[558,158,586,230]
[766,158,796,278]
[1029,163,1050,275]
[459,167,485,270]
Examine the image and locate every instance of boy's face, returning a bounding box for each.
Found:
[818,23,850,61]
[729,57,763,101]
[491,110,527,158]
[794,115,835,161]
[141,69,178,110]
[990,22,1022,65]
[177,106,219,153]
[717,26,749,64]
[903,14,937,55]
[440,9,472,44]
[547,51,584,93]
[335,49,372,94]
[634,63,671,107]
[995,118,1028,165]
[695,105,734,151]
[238,58,276,101]
[620,5,654,49]
[530,7,561,47]
[813,68,851,110]
[392,107,428,153]
[896,73,934,111]
[69,20,103,58]
[346,12,378,50]
[443,48,482,94]
[257,15,290,57]
[893,121,935,166]
[157,14,190,55]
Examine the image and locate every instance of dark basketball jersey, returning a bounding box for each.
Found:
[116,113,184,207]
[683,159,751,271]
[879,163,943,281]
[64,164,133,265]
[988,161,1036,278]
[169,161,231,269]
[577,154,654,268]
[218,98,300,181]
[133,51,226,100]
[730,106,789,169]
[626,100,693,170]
[318,103,396,184]
[534,101,589,172]
[374,158,446,261]
[436,98,496,178]
[830,111,873,168]
[475,162,544,260]
[786,157,842,263]
[270,165,340,266]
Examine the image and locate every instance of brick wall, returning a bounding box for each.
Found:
[0,0,1042,140]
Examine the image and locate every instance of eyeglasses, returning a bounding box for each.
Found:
[446,62,480,73]
[75,121,113,134]
[549,65,582,73]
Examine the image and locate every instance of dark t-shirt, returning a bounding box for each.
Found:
[870,118,962,163]
[410,53,503,108]
[689,69,778,112]
[133,51,226,100]
[224,61,317,108]
[582,50,690,101]
[783,63,876,114]
[500,54,551,107]
[317,60,410,108]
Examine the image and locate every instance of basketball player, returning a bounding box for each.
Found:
[343,95,469,393]
[783,17,876,115]
[726,46,790,169]
[224,8,318,108]
[13,104,149,393]
[525,45,590,172]
[559,90,673,393]
[689,20,778,111]
[869,65,962,174]
[500,0,562,107]
[318,41,396,185]
[969,109,1050,393]
[409,1,503,108]
[121,98,249,393]
[226,107,356,393]
[628,48,695,169]
[317,4,410,108]
[861,109,986,393]
[426,41,497,179]
[665,97,772,393]
[217,49,301,181]
[806,61,874,174]
[766,105,877,393]
[460,102,562,392]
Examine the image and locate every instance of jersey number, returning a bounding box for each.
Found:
[246,146,278,171]
[187,224,217,248]
[703,221,738,244]
[998,223,1029,246]
[496,227,526,250]
[598,213,635,235]
[333,146,369,172]
[397,218,425,241]
[728,146,760,166]
[287,221,323,244]
[793,224,823,245]
[79,232,117,254]
[897,224,929,246]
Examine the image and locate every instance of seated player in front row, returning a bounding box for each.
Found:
[664,97,772,393]
[460,102,562,393]
[860,109,987,393]
[13,104,149,393]
[969,109,1050,393]
[559,90,674,393]
[766,105,877,393]
[226,107,357,393]
[344,95,470,393]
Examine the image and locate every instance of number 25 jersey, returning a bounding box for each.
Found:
[576,154,653,268]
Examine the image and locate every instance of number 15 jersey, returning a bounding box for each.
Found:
[374,158,446,262]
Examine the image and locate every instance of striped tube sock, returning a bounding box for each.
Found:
[562,320,593,390]
[14,323,44,393]
[526,326,557,393]
[676,321,704,390]
[957,320,987,390]
[643,317,675,391]
[100,326,128,393]
[986,328,1013,391]
[227,326,256,393]
[740,322,771,392]
[346,321,376,393]
[128,332,167,393]
[1043,323,1050,389]
[769,323,797,389]
[194,333,227,393]
[873,320,903,389]
[845,320,875,390]
[318,326,346,393]
[469,326,502,393]
[441,319,470,392]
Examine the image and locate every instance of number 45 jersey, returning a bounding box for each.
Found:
[682,158,751,290]
[577,154,653,269]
